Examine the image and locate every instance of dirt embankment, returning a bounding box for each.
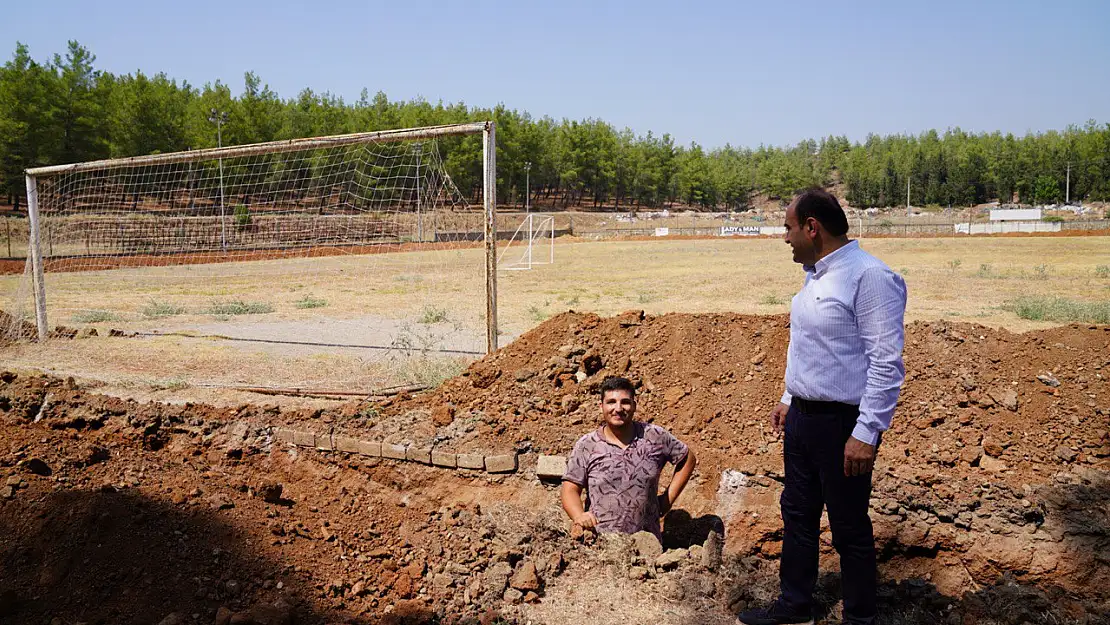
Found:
[1,311,1109,624]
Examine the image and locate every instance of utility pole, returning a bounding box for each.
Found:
[524,161,532,213]
[906,173,911,216]
[415,144,423,242]
[1066,162,1070,205]
[207,108,230,252]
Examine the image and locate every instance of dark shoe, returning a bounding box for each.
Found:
[736,601,814,625]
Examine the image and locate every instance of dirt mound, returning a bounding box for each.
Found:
[354,311,1110,599]
[1,310,1109,624]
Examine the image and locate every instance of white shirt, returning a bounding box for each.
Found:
[780,240,907,446]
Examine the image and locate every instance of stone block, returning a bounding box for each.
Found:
[485,454,517,474]
[406,446,432,464]
[458,453,485,470]
[334,435,360,454]
[382,443,407,460]
[292,430,315,447]
[431,451,457,468]
[272,427,295,445]
[358,440,381,457]
[315,431,334,451]
[536,455,567,481]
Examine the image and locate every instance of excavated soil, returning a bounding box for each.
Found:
[2,312,1109,625]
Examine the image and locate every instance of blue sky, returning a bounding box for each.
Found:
[3,0,1108,148]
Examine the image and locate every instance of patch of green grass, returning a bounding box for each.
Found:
[1095,265,1109,278]
[70,310,123,324]
[418,305,449,324]
[141,300,187,319]
[294,295,328,309]
[396,355,468,388]
[1004,296,1110,324]
[203,300,274,316]
[528,305,549,322]
[760,294,785,306]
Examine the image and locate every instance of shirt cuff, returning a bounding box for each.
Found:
[780,390,792,406]
[851,421,881,446]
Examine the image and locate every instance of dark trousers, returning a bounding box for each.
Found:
[779,401,877,624]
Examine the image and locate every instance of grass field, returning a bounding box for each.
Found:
[2,235,1108,403]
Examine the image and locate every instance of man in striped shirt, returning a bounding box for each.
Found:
[738,189,907,625]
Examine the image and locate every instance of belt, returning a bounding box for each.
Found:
[792,396,859,415]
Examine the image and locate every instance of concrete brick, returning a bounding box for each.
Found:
[292,430,315,447]
[316,431,334,451]
[457,453,485,470]
[406,446,432,464]
[334,435,360,454]
[431,451,457,468]
[272,427,295,445]
[485,454,517,474]
[382,443,407,460]
[536,455,568,480]
[358,440,381,457]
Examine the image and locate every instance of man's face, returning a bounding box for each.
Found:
[783,203,816,266]
[601,389,636,428]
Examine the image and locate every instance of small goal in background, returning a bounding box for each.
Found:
[497,213,555,271]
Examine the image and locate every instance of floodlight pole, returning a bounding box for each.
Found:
[208,108,229,252]
[415,144,423,242]
[524,161,532,214]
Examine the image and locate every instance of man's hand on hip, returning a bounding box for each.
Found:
[770,402,789,436]
[844,436,876,476]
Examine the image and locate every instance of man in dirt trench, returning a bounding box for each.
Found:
[738,189,907,625]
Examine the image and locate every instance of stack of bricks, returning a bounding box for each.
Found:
[270,426,517,474]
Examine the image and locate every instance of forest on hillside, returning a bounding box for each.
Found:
[2,41,1109,212]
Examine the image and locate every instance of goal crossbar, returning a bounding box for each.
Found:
[26,122,490,177]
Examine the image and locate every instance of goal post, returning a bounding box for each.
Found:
[11,121,500,353]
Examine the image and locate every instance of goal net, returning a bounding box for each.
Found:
[2,122,499,390]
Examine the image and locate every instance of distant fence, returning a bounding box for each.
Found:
[576,219,1110,240]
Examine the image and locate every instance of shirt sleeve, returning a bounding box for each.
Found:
[656,426,689,466]
[852,266,907,445]
[562,437,591,486]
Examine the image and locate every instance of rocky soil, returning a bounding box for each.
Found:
[1,311,1108,624]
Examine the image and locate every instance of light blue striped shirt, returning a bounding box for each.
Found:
[780,240,907,445]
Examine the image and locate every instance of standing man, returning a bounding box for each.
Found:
[738,189,907,625]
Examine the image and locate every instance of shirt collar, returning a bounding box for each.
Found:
[804,240,859,276]
[595,422,644,448]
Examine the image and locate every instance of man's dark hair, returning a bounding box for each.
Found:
[794,188,849,237]
[599,376,636,399]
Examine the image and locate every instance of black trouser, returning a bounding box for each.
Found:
[779,400,877,624]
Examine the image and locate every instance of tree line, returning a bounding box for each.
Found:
[2,41,1109,212]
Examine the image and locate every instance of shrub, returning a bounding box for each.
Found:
[203,300,274,315]
[142,300,187,318]
[70,310,123,324]
[1004,296,1110,324]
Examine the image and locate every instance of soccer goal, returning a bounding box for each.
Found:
[4,122,501,354]
[497,213,555,271]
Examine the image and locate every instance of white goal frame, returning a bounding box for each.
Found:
[22,121,501,352]
[497,213,555,271]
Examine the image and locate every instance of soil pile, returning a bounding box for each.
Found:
[1,310,1109,624]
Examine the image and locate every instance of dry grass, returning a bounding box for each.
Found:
[2,236,1108,396]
